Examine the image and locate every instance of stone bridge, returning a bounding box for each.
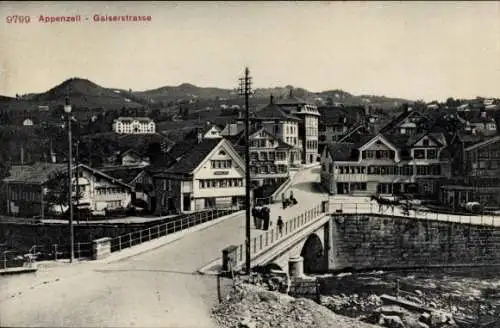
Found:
[223,199,500,278]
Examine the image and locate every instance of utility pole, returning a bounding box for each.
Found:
[238,67,252,275]
[64,96,75,263]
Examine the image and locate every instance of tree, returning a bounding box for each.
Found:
[44,170,82,216]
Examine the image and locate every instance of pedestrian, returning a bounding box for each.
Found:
[263,207,270,231]
[252,206,258,228]
[277,216,284,235]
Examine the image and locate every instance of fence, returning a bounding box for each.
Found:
[229,202,326,270]
[329,200,500,227]
[109,207,236,253]
[1,242,93,269]
[288,278,321,303]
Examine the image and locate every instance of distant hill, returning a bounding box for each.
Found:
[137,83,235,103]
[0,78,416,113]
[0,78,146,112]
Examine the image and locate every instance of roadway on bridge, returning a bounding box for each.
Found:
[0,165,325,328]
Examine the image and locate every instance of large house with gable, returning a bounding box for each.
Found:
[320,132,452,198]
[3,162,133,217]
[150,138,246,215]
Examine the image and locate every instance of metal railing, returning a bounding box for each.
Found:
[109,207,237,253]
[231,203,326,269]
[28,242,93,262]
[328,200,500,227]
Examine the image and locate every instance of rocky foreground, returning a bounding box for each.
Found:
[210,282,379,328]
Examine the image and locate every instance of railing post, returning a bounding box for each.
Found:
[119,235,122,251]
[149,228,151,241]
[253,237,257,254]
[139,230,142,243]
[265,231,269,246]
[129,233,132,247]
[157,225,160,238]
[271,229,275,243]
[259,235,263,250]
[77,242,81,259]
[54,244,58,261]
[3,252,6,269]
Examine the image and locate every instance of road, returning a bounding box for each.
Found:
[0,165,324,328]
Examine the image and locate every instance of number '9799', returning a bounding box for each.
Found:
[6,15,31,24]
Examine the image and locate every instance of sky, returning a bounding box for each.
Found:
[0,1,499,102]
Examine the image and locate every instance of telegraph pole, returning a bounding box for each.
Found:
[238,67,252,274]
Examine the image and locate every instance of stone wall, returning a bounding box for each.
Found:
[330,214,500,271]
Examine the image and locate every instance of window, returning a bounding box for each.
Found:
[363,150,375,159]
[427,149,437,159]
[414,149,425,159]
[423,139,429,146]
[211,160,232,169]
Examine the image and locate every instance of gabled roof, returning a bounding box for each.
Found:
[164,139,223,174]
[379,109,431,134]
[3,162,132,188]
[325,143,356,161]
[464,135,500,152]
[98,166,147,184]
[254,103,300,121]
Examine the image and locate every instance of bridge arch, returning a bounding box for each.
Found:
[300,233,324,274]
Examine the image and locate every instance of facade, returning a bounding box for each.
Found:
[440,135,500,209]
[119,149,150,166]
[278,91,320,164]
[113,117,156,134]
[320,133,452,198]
[151,138,246,215]
[3,163,132,217]
[229,127,301,187]
[99,165,155,212]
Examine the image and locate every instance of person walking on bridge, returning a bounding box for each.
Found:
[277,216,284,235]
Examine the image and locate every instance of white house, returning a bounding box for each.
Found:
[152,138,246,214]
[320,132,451,197]
[113,117,156,134]
[3,163,133,217]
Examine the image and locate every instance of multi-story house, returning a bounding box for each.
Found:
[233,96,301,150]
[278,90,320,164]
[318,105,367,153]
[379,107,433,136]
[113,117,156,134]
[227,127,301,187]
[320,132,451,198]
[440,135,500,209]
[3,163,133,217]
[150,138,246,215]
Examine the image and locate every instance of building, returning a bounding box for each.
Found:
[320,132,451,198]
[227,127,301,187]
[112,117,156,134]
[3,163,133,217]
[118,149,150,166]
[150,138,246,215]
[234,95,301,150]
[277,90,320,164]
[98,165,155,212]
[440,135,500,209]
[318,105,367,153]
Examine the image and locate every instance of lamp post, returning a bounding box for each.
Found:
[64,98,75,263]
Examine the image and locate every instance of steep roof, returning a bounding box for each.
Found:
[98,166,146,184]
[164,139,223,174]
[325,143,356,161]
[3,163,67,184]
[254,103,300,121]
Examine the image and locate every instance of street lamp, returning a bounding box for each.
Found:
[64,97,75,263]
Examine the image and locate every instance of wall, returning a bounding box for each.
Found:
[329,214,500,271]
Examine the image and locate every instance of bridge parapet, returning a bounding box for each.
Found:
[223,201,329,273]
[329,200,500,227]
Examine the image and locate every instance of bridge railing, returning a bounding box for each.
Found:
[328,200,500,226]
[228,202,326,271]
[109,207,237,253]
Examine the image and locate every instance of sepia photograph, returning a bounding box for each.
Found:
[1,1,500,327]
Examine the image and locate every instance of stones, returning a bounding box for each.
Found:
[378,314,405,328]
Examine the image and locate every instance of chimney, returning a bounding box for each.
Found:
[270,94,274,104]
[289,88,293,97]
